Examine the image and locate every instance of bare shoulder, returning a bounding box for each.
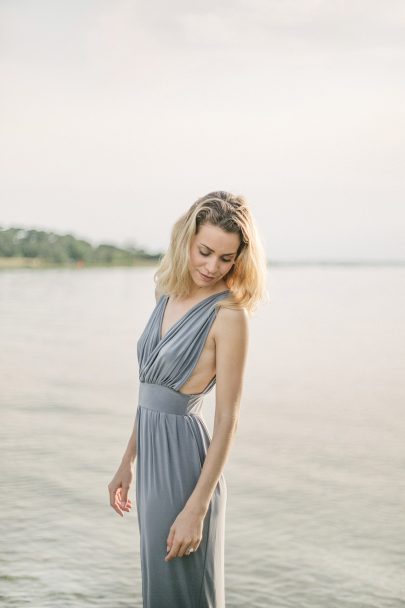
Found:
[214,305,249,341]
[214,306,250,401]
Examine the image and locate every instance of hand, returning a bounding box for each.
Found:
[108,461,134,517]
[165,507,204,561]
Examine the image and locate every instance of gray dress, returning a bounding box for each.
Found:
[135,289,230,608]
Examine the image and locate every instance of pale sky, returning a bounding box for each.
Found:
[1,0,404,260]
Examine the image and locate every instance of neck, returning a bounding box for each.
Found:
[188,283,228,298]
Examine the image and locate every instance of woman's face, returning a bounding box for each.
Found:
[188,223,240,288]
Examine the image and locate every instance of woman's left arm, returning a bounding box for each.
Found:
[184,306,250,515]
[165,306,249,561]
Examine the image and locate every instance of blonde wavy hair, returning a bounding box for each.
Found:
[154,191,269,315]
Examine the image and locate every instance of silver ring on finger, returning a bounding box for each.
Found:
[186,547,194,555]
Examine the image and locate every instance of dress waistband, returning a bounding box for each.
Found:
[138,382,205,416]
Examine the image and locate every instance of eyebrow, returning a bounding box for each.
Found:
[199,242,237,256]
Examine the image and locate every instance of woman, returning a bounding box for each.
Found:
[108,191,267,607]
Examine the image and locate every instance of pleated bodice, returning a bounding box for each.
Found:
[136,289,230,399]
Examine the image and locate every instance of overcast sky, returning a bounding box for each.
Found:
[1,0,404,260]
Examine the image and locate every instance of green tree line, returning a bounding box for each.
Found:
[0,227,160,266]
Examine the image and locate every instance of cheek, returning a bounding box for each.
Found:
[190,249,202,265]
[220,261,233,273]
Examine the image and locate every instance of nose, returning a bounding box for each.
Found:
[205,259,219,275]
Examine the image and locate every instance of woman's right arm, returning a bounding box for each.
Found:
[109,288,156,517]
[121,423,137,466]
[109,289,156,516]
[108,422,137,517]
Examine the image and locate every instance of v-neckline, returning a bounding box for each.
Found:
[158,289,229,342]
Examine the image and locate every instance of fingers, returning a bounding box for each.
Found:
[165,533,200,561]
[165,539,180,561]
[177,538,194,558]
[108,484,132,517]
[111,491,125,517]
[120,485,130,505]
[165,527,175,557]
[165,539,198,561]
[117,487,132,512]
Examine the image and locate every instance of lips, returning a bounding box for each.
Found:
[199,271,215,280]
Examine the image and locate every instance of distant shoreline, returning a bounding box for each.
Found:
[0,257,404,270]
[0,257,159,269]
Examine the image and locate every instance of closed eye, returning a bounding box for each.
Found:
[199,250,232,263]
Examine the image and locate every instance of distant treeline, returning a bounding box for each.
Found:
[0,227,161,266]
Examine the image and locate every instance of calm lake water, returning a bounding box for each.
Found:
[1,265,404,608]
